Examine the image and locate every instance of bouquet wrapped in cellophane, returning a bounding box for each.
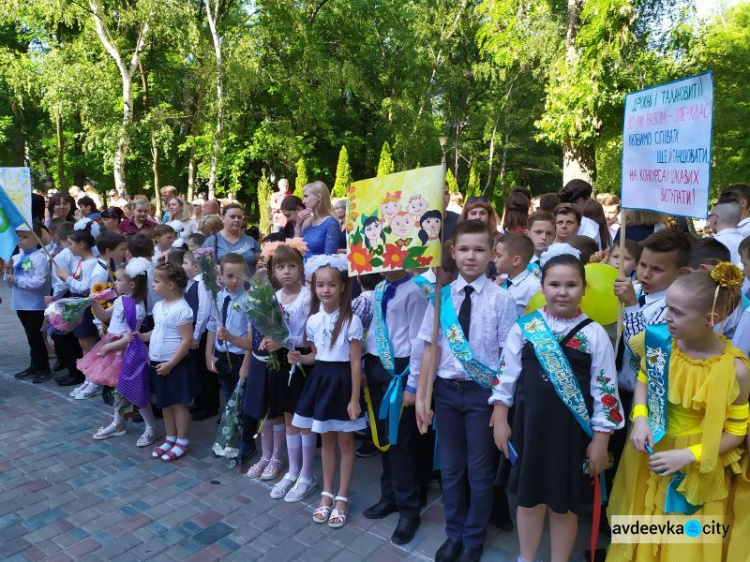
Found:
[233,269,293,372]
[44,287,118,333]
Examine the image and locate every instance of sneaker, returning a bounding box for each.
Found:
[70,382,89,397]
[76,383,102,400]
[356,441,379,458]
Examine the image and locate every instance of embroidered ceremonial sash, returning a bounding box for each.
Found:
[373,281,409,445]
[518,311,609,510]
[518,311,593,438]
[437,287,496,389]
[643,325,700,514]
[644,324,670,444]
[411,274,435,300]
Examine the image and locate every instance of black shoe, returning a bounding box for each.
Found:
[52,360,65,372]
[363,500,397,520]
[435,538,463,562]
[239,447,257,464]
[31,369,53,384]
[356,441,379,458]
[14,367,34,379]
[192,409,219,421]
[456,546,483,562]
[56,374,84,387]
[583,549,608,562]
[391,517,420,545]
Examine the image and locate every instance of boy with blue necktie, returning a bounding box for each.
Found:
[416,220,517,562]
[362,268,429,545]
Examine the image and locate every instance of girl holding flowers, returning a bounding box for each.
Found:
[492,246,625,562]
[55,220,112,399]
[606,262,750,562]
[290,254,366,529]
[257,239,317,502]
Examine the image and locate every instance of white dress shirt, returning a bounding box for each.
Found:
[306,309,364,362]
[52,248,80,299]
[187,274,212,341]
[737,216,750,238]
[65,257,108,295]
[365,279,429,390]
[418,274,517,381]
[107,296,146,335]
[579,215,602,249]
[714,228,745,268]
[206,289,253,356]
[490,309,625,433]
[500,268,542,317]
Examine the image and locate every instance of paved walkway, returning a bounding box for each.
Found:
[0,283,599,561]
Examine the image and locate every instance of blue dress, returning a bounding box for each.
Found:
[302,216,340,259]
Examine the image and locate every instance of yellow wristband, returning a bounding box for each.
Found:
[630,404,648,421]
[688,444,703,463]
[637,371,648,384]
[728,403,749,419]
[724,419,748,436]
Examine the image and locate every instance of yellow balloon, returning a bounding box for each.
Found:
[524,263,620,325]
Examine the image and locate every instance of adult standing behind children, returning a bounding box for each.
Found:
[558,179,601,249]
[201,203,260,276]
[709,195,745,268]
[298,181,341,259]
[723,183,750,237]
[120,199,157,234]
[416,220,517,562]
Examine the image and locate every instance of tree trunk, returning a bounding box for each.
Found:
[139,61,161,215]
[561,0,596,185]
[563,139,596,185]
[55,109,66,190]
[89,0,151,196]
[187,145,196,201]
[498,133,509,194]
[204,0,223,200]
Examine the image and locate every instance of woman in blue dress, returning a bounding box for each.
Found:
[298,181,340,260]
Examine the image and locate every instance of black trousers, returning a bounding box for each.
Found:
[365,354,424,520]
[17,310,49,370]
[192,334,220,414]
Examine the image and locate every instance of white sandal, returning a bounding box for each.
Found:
[284,475,317,503]
[92,423,127,440]
[328,495,350,529]
[270,473,298,499]
[313,491,334,524]
[136,428,161,448]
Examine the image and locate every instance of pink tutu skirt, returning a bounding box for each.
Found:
[77,333,124,387]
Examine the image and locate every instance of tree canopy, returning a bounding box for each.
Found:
[0,0,746,219]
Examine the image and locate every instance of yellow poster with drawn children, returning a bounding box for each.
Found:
[346,165,443,275]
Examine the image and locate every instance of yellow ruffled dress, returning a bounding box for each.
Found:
[606,333,747,562]
[726,448,750,561]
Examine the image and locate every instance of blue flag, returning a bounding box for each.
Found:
[0,168,31,262]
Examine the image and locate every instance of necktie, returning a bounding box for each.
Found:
[381,276,411,320]
[458,286,474,340]
[502,279,512,290]
[218,294,231,345]
[638,294,646,307]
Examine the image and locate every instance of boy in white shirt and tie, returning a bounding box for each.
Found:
[493,233,541,317]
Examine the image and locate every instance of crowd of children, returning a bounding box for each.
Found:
[5,178,750,562]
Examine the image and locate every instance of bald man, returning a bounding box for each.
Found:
[202,199,220,217]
